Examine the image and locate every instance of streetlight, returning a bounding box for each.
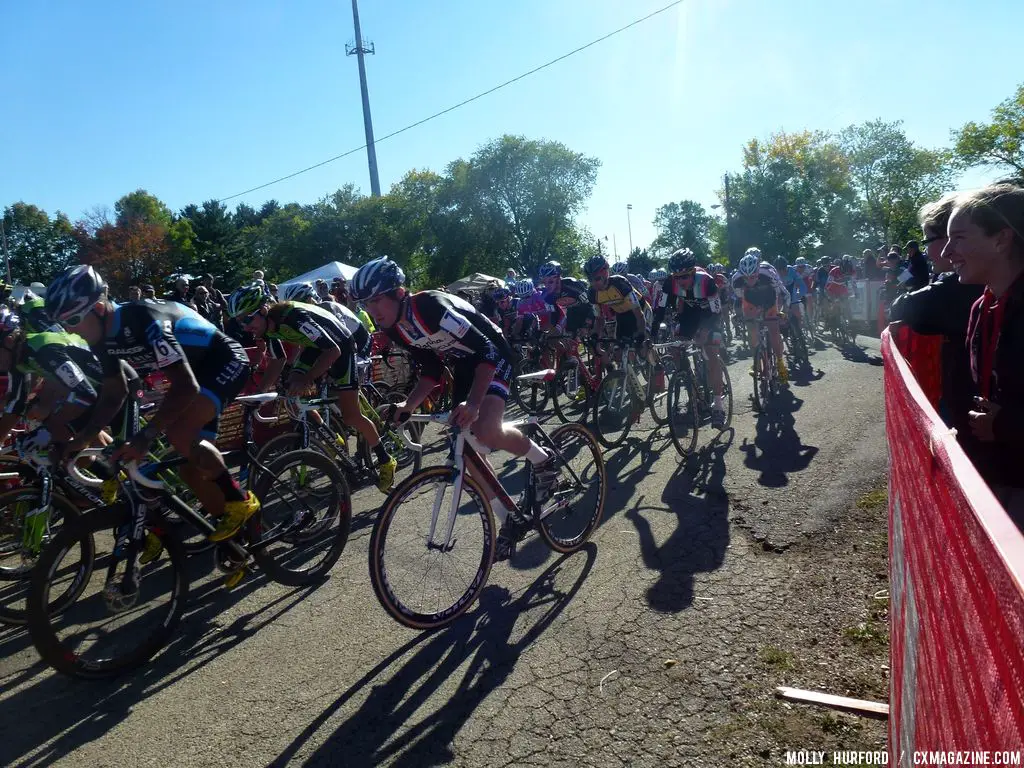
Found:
[711,174,733,264]
[626,204,633,256]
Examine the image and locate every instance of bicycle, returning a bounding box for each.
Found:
[550,336,606,424]
[658,340,734,457]
[26,392,352,679]
[592,339,669,449]
[368,407,605,630]
[783,309,811,370]
[750,318,782,413]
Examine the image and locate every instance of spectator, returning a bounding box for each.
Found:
[949,183,1024,523]
[192,285,220,327]
[268,283,279,301]
[200,273,227,329]
[315,279,335,303]
[862,248,883,280]
[166,276,192,306]
[332,277,349,305]
[141,284,156,300]
[128,285,142,301]
[905,240,930,290]
[889,193,982,457]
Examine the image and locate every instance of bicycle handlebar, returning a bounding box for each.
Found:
[65,448,164,491]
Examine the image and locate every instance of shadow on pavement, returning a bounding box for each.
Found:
[739,390,819,487]
[840,341,883,366]
[624,436,731,614]
[0,555,325,767]
[272,544,598,768]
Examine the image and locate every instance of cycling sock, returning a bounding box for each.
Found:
[373,443,391,463]
[525,441,549,464]
[213,470,246,503]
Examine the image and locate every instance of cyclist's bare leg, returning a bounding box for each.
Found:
[165,395,233,518]
[334,387,382,450]
[472,394,529,457]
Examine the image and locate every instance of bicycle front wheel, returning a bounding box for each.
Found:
[27,505,188,679]
[369,467,495,631]
[536,424,605,552]
[668,369,699,457]
[551,362,591,424]
[593,371,634,449]
[513,359,551,415]
[249,449,352,586]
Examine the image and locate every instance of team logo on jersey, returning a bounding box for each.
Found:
[439,310,471,338]
[55,361,86,388]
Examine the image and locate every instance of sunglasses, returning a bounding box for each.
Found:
[63,307,94,328]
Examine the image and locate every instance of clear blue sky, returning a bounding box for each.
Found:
[2,0,1020,261]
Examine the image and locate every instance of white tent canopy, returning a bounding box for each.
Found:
[279,261,357,287]
[446,273,505,294]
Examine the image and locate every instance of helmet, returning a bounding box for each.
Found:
[648,269,660,281]
[840,255,854,275]
[538,260,562,279]
[350,257,406,302]
[514,279,535,297]
[492,285,511,301]
[583,255,609,277]
[668,248,697,274]
[45,265,107,324]
[774,256,788,273]
[0,306,21,339]
[610,262,628,276]
[227,282,270,318]
[280,282,318,304]
[795,256,807,267]
[738,253,761,276]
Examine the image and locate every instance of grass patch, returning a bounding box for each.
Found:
[856,486,888,511]
[843,620,887,652]
[759,646,796,670]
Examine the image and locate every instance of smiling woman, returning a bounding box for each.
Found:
[949,183,1024,526]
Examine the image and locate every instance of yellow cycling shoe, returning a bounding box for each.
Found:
[777,359,789,385]
[139,531,164,565]
[377,456,398,494]
[223,567,247,589]
[209,492,261,542]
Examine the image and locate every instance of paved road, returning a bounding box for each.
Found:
[0,334,886,768]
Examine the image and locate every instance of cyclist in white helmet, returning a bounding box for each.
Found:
[731,247,790,384]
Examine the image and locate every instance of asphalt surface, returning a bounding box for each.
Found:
[0,333,886,768]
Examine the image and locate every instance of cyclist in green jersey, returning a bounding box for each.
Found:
[227,283,397,493]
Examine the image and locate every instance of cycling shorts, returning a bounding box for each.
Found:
[676,313,723,347]
[192,339,251,439]
[565,304,592,334]
[614,310,640,342]
[294,338,357,392]
[742,301,780,322]
[451,356,514,404]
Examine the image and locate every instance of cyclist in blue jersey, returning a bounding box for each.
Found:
[45,266,258,546]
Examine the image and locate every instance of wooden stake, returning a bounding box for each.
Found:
[775,686,889,720]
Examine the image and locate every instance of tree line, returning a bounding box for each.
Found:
[4,83,1023,296]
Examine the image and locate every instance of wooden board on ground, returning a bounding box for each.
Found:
[775,686,889,720]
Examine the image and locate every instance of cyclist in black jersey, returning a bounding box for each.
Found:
[227,285,396,493]
[352,257,559,561]
[45,265,258,548]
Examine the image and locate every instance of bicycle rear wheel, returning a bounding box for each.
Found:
[752,345,768,413]
[0,489,89,626]
[668,369,699,457]
[513,359,551,415]
[369,467,495,630]
[593,371,634,449]
[551,361,591,424]
[249,449,351,586]
[27,505,188,679]
[536,424,605,552]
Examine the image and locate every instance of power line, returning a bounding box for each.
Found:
[218,0,684,203]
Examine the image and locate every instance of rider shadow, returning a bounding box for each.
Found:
[625,443,730,614]
[0,558,325,767]
[739,391,819,488]
[840,342,883,366]
[271,544,597,768]
[788,364,825,387]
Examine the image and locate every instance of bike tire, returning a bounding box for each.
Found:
[0,489,89,626]
[368,466,495,630]
[752,346,767,413]
[536,423,606,552]
[592,371,634,449]
[513,359,551,415]
[668,369,700,457]
[249,449,352,587]
[27,505,188,679]
[551,362,591,425]
[718,365,735,430]
[647,360,671,428]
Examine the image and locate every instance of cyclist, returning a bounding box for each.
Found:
[15,288,63,334]
[794,257,816,326]
[610,261,648,301]
[351,256,559,561]
[653,249,727,428]
[732,248,789,384]
[226,283,397,493]
[512,279,545,339]
[538,261,591,337]
[775,257,808,341]
[584,255,651,349]
[824,255,856,329]
[280,281,371,356]
[44,265,257,545]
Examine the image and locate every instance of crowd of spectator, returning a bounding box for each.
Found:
[888,182,1024,527]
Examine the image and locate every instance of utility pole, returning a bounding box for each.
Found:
[626,203,633,256]
[723,174,733,265]
[346,0,381,197]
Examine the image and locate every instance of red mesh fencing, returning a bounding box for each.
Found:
[884,328,1024,756]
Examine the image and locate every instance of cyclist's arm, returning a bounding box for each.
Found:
[141,360,201,440]
[66,369,128,450]
[465,361,497,409]
[286,314,341,383]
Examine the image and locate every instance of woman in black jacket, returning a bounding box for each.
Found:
[944,183,1024,521]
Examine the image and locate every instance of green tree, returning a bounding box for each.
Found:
[651,200,712,261]
[626,247,658,277]
[2,203,79,285]
[952,82,1024,181]
[453,135,600,279]
[181,199,241,280]
[840,119,954,246]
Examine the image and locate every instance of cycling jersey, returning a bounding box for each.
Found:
[17,292,62,334]
[588,274,650,315]
[386,291,513,399]
[626,274,647,298]
[544,277,591,333]
[779,265,809,304]
[264,301,359,390]
[825,267,853,299]
[653,269,723,344]
[4,331,102,416]
[732,267,787,312]
[814,267,830,294]
[99,300,249,427]
[517,290,566,333]
[299,300,371,356]
[795,265,815,293]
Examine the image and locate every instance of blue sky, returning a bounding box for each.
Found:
[2,0,1021,263]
